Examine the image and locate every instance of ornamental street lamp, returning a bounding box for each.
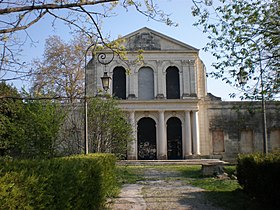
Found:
[101,72,111,92]
[237,67,249,85]
[84,48,113,154]
[236,38,268,155]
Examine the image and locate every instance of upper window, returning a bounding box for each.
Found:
[113,67,126,99]
[166,66,180,99]
[138,67,154,100]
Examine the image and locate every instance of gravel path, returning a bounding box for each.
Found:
[109,168,222,210]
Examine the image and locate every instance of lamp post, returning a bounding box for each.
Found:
[84,48,113,154]
[236,38,268,155]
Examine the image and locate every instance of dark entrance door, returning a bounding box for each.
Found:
[167,117,182,159]
[137,117,157,160]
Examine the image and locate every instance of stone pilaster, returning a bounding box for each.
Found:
[189,60,197,96]
[182,60,191,98]
[156,60,165,99]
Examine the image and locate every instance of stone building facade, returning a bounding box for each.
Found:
[87,27,280,161]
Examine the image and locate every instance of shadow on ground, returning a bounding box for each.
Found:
[179,190,279,210]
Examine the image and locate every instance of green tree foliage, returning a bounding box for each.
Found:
[0,82,24,156]
[19,99,65,158]
[192,0,280,99]
[0,82,64,158]
[88,96,133,159]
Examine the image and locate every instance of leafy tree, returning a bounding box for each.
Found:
[0,82,24,156]
[88,96,133,159]
[192,0,280,99]
[0,0,175,81]
[31,35,87,102]
[18,98,65,158]
[0,82,65,158]
[30,34,90,155]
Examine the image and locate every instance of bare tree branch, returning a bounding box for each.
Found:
[0,0,175,82]
[46,9,94,38]
[0,10,47,33]
[0,0,117,15]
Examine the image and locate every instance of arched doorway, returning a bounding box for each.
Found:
[167,117,182,159]
[138,67,154,100]
[113,67,126,99]
[166,66,180,99]
[137,117,157,160]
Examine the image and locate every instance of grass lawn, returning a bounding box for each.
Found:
[116,164,273,210]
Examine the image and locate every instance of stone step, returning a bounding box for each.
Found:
[117,159,228,166]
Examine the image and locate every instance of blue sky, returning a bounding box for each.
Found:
[18,0,240,100]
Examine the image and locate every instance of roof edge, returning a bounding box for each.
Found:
[119,27,200,52]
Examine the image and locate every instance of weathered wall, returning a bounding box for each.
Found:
[207,100,280,161]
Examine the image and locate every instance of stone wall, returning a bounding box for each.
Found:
[207,100,280,161]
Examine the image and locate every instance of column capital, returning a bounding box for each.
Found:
[182,60,195,65]
[156,60,164,66]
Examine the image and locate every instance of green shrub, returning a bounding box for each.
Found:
[237,152,280,206]
[0,154,117,209]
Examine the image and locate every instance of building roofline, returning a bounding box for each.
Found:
[121,27,200,52]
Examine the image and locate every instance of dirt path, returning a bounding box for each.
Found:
[109,168,222,210]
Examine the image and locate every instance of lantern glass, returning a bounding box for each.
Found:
[101,72,111,92]
[237,68,248,85]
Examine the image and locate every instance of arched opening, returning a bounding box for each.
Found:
[138,67,154,100]
[113,67,126,99]
[166,66,180,99]
[137,117,157,160]
[167,117,182,159]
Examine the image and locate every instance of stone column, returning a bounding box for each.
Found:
[192,111,200,155]
[184,111,192,157]
[127,111,137,159]
[158,111,167,159]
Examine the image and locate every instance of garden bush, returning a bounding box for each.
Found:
[0,154,117,209]
[237,151,280,206]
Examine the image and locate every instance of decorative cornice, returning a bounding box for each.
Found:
[119,99,199,111]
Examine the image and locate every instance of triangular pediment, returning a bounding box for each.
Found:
[121,27,199,52]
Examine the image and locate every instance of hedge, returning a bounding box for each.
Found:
[237,151,280,206]
[0,154,117,209]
